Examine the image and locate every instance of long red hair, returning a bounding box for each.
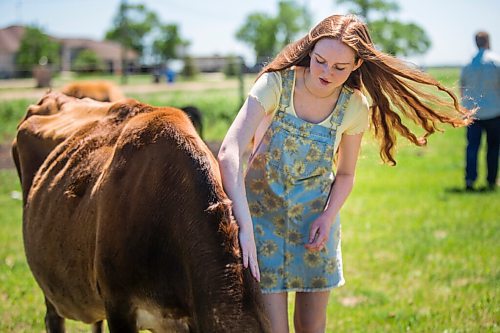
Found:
[259,14,473,165]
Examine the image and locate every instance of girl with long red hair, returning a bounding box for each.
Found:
[218,14,472,332]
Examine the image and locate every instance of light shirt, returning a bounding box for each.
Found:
[460,49,500,120]
[249,69,370,159]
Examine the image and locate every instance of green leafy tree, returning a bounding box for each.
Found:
[105,2,159,57]
[152,24,189,62]
[337,0,400,19]
[369,19,430,56]
[15,26,60,72]
[236,13,279,63]
[336,0,431,56]
[73,49,104,72]
[236,0,311,64]
[276,1,312,46]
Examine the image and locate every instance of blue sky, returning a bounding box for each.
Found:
[1,0,499,66]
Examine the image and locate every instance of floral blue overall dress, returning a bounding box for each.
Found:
[245,68,353,293]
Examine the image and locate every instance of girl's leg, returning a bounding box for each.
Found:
[262,292,289,333]
[294,291,330,333]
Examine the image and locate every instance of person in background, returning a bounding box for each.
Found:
[461,31,500,192]
[165,66,176,83]
[218,14,473,332]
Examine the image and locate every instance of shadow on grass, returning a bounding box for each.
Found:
[444,186,497,194]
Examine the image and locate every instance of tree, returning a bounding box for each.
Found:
[73,50,104,72]
[236,13,279,63]
[276,1,312,46]
[15,26,60,73]
[236,0,311,64]
[105,2,190,82]
[337,0,399,20]
[105,2,159,57]
[105,2,159,83]
[152,24,189,63]
[336,0,431,56]
[369,19,430,56]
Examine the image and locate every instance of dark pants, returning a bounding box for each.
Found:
[465,115,500,186]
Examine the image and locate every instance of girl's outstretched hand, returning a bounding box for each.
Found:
[239,228,261,282]
[305,213,333,252]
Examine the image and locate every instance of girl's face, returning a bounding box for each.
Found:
[308,38,362,94]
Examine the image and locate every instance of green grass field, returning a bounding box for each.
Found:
[0,68,498,332]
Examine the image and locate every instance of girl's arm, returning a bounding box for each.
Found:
[305,132,364,251]
[217,96,267,281]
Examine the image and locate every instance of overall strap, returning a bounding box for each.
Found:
[277,69,295,111]
[329,86,353,132]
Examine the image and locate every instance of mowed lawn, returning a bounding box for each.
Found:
[0,68,498,332]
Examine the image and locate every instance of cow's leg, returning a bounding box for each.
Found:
[91,320,103,333]
[105,301,137,333]
[44,297,65,333]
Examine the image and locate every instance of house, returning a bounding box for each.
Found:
[0,25,25,78]
[0,25,139,78]
[59,38,138,73]
[191,55,245,73]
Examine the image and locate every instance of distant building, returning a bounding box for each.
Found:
[0,25,24,78]
[59,38,138,74]
[0,25,139,78]
[191,55,245,73]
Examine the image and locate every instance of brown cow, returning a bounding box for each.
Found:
[13,93,270,332]
[61,81,204,139]
[61,81,125,102]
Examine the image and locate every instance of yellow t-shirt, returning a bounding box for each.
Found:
[249,69,370,159]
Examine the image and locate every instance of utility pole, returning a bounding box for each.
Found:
[120,0,128,84]
[238,57,245,107]
[16,0,23,24]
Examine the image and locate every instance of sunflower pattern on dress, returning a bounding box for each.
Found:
[245,68,352,293]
